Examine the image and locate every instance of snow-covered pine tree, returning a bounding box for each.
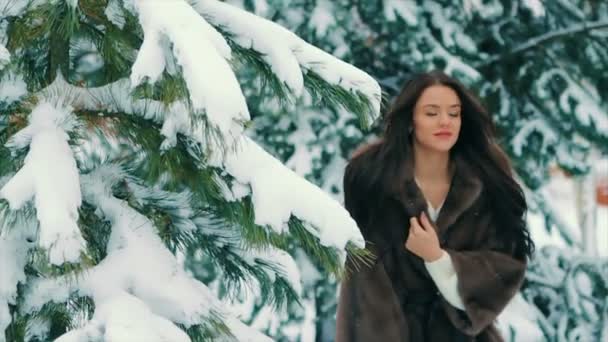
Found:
[225,0,608,340]
[0,0,381,341]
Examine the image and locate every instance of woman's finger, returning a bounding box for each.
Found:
[409,217,421,233]
[420,212,433,231]
[407,227,415,239]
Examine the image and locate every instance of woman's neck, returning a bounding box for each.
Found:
[413,143,452,184]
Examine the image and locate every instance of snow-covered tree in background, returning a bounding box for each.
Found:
[0,0,381,341]
[519,246,608,341]
[249,0,608,248]
[225,0,608,341]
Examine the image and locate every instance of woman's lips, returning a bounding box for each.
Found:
[433,132,452,138]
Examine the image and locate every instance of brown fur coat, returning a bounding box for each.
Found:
[335,151,527,342]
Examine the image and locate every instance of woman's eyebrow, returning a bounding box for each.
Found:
[422,104,461,108]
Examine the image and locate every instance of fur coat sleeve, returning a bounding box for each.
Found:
[441,238,527,335]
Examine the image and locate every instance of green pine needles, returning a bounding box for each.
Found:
[0,1,378,341]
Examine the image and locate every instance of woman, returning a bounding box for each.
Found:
[335,70,534,342]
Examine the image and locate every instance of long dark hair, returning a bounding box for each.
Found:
[349,70,535,260]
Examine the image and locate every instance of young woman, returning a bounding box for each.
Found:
[335,70,534,342]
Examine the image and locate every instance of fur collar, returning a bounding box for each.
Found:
[393,152,484,242]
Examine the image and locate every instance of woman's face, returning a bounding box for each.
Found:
[412,85,462,153]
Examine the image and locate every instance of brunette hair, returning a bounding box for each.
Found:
[347,70,534,260]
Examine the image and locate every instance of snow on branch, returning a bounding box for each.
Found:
[383,0,417,24]
[40,73,191,150]
[478,19,608,68]
[53,293,192,342]
[222,317,274,342]
[511,118,559,157]
[21,165,272,341]
[0,102,85,265]
[236,244,303,296]
[0,213,37,342]
[40,74,366,257]
[124,0,248,142]
[536,69,608,141]
[211,135,365,253]
[190,0,381,121]
[0,0,43,71]
[124,180,304,296]
[0,44,9,70]
[80,165,221,325]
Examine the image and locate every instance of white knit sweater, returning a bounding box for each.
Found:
[423,201,466,310]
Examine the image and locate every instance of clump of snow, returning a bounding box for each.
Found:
[126,0,249,142]
[512,118,559,157]
[238,246,303,296]
[0,102,85,265]
[0,0,38,71]
[418,31,481,83]
[0,216,38,342]
[24,316,51,341]
[0,0,30,17]
[522,0,545,17]
[424,2,476,54]
[536,69,608,140]
[462,0,503,19]
[55,293,191,342]
[383,0,417,25]
[41,74,189,150]
[0,72,27,105]
[65,0,78,9]
[104,0,126,29]
[191,0,381,121]
[0,44,9,70]
[210,135,365,253]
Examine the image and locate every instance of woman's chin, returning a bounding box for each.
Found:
[414,138,457,153]
[422,142,455,153]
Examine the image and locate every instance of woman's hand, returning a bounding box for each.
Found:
[404,212,444,262]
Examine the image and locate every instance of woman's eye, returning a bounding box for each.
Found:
[449,112,460,117]
[426,112,438,116]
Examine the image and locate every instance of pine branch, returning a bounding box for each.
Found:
[303,70,376,130]
[74,108,360,281]
[477,19,608,68]
[1,2,382,338]
[288,218,373,279]
[73,150,302,310]
[48,1,80,83]
[231,42,377,130]
[180,317,233,342]
[230,43,295,108]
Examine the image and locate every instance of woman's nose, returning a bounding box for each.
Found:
[439,113,450,126]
